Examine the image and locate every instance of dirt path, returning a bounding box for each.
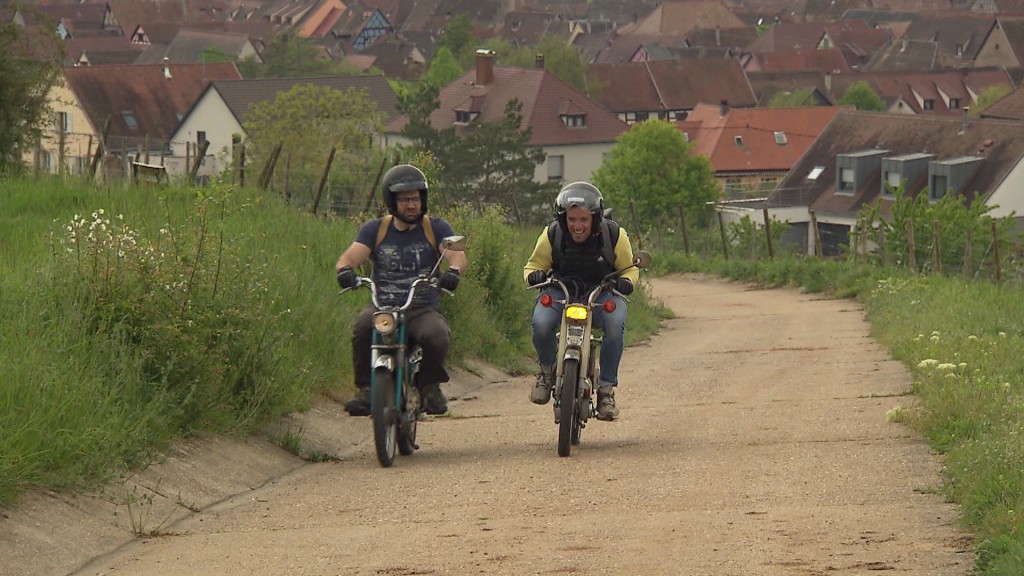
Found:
[2,274,972,576]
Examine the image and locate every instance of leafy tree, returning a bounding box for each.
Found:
[0,19,63,175]
[504,35,589,93]
[244,84,384,208]
[436,14,473,61]
[838,80,885,111]
[767,87,818,108]
[593,119,721,233]
[441,100,550,223]
[421,47,464,89]
[237,32,358,78]
[396,82,446,152]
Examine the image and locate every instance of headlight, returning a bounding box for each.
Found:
[373,312,397,335]
[565,305,589,321]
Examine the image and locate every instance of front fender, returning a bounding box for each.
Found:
[374,354,396,371]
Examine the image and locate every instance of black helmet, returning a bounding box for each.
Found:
[381,164,428,215]
[555,181,604,229]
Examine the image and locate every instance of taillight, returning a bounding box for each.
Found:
[603,300,617,313]
[540,293,554,307]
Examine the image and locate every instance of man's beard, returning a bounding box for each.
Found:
[396,211,423,225]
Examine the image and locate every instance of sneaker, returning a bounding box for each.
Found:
[421,384,449,415]
[596,385,619,421]
[344,387,371,416]
[530,367,555,405]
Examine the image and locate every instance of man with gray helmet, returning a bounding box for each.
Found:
[523,181,638,420]
[335,164,468,416]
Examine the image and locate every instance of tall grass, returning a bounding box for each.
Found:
[655,251,1024,576]
[0,178,667,506]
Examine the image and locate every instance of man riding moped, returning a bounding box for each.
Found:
[524,181,638,421]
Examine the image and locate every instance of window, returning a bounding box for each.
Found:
[54,111,72,132]
[197,131,207,146]
[806,166,824,181]
[734,135,743,146]
[923,100,934,111]
[773,131,787,145]
[121,110,138,129]
[931,175,948,200]
[455,110,478,124]
[839,167,855,192]
[547,155,564,181]
[950,98,960,109]
[883,170,901,197]
[561,114,586,128]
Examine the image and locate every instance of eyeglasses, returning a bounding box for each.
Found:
[396,196,421,205]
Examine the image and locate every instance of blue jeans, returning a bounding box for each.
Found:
[531,287,627,386]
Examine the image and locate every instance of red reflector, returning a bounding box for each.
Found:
[603,300,616,313]
[540,293,554,307]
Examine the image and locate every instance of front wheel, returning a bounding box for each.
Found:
[558,359,579,457]
[372,368,397,467]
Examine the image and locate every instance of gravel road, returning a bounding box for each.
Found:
[2,274,973,576]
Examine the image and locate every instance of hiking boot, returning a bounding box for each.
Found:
[421,384,449,415]
[530,366,555,405]
[596,385,619,421]
[344,387,371,416]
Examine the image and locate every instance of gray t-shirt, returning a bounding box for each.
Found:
[354,216,456,307]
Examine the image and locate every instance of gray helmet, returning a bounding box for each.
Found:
[381,164,428,215]
[555,181,604,229]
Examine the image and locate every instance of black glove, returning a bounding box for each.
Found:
[527,270,548,286]
[336,266,358,289]
[439,269,461,292]
[615,277,634,295]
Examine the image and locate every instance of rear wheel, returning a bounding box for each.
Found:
[372,368,397,467]
[558,359,579,457]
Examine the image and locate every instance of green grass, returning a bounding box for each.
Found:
[0,177,667,506]
[654,250,1024,576]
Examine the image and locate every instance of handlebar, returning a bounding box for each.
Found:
[342,275,450,311]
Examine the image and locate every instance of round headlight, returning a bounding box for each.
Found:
[373,312,397,335]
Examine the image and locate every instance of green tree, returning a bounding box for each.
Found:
[838,80,885,111]
[593,119,721,232]
[505,35,589,93]
[237,32,358,78]
[244,84,384,209]
[0,20,63,175]
[767,87,818,108]
[421,47,464,89]
[436,14,473,61]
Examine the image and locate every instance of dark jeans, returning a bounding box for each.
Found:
[351,304,451,389]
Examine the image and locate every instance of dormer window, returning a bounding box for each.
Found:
[923,100,934,111]
[561,113,586,128]
[774,131,787,145]
[455,110,479,124]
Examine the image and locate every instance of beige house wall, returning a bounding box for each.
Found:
[25,77,98,176]
[975,27,1020,68]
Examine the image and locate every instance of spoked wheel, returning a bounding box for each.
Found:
[371,368,397,467]
[558,359,579,457]
[397,384,418,456]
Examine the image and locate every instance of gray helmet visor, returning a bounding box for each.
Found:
[389,180,427,192]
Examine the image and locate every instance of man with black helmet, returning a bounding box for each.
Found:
[335,164,467,416]
[523,181,638,421]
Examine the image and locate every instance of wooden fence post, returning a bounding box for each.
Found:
[810,209,822,256]
[678,205,690,255]
[992,221,1002,283]
[906,220,917,274]
[931,220,941,274]
[762,208,774,259]
[311,146,336,215]
[717,211,729,260]
[964,229,973,278]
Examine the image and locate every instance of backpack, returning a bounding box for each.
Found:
[375,214,437,254]
[547,218,619,270]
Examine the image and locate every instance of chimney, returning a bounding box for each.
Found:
[535,53,545,69]
[163,56,172,79]
[715,25,721,46]
[961,106,970,134]
[475,49,495,86]
[719,99,729,117]
[824,71,832,93]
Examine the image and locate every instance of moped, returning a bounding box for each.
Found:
[530,251,651,457]
[342,235,466,467]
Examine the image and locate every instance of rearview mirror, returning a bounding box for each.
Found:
[633,251,652,269]
[439,235,467,252]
